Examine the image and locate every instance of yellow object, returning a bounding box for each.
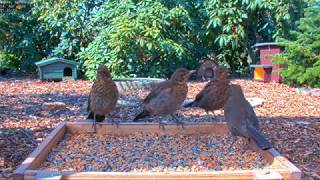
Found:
[254,67,264,80]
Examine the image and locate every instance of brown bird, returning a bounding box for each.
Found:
[87,65,119,132]
[197,53,218,81]
[133,68,194,127]
[224,84,272,150]
[184,67,231,115]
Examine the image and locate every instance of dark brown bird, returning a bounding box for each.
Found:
[133,68,194,127]
[224,84,272,150]
[184,67,231,115]
[87,65,119,132]
[197,53,218,81]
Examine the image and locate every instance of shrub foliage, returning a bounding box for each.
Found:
[79,0,304,79]
[0,0,308,80]
[275,0,320,87]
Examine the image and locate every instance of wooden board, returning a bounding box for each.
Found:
[13,122,301,180]
[13,122,66,180]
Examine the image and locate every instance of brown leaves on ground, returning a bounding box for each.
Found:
[0,76,319,179]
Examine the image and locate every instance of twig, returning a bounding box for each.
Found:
[20,129,38,146]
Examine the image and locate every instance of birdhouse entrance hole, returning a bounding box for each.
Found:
[63,67,72,77]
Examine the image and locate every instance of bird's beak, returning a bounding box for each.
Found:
[184,70,196,81]
[187,70,196,76]
[227,70,231,76]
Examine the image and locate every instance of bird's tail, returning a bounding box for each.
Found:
[87,112,105,122]
[247,126,272,150]
[183,101,194,108]
[133,110,150,122]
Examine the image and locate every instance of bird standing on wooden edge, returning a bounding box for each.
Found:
[184,67,231,117]
[133,68,195,129]
[224,84,272,150]
[87,65,119,132]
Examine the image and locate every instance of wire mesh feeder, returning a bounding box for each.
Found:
[113,78,165,94]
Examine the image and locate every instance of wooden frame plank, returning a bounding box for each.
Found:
[13,123,66,180]
[65,122,229,135]
[22,169,288,180]
[13,122,301,180]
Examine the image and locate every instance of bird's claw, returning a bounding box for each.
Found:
[159,121,167,130]
[176,120,185,128]
[111,119,120,128]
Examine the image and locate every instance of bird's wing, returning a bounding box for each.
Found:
[87,82,96,112]
[144,81,172,104]
[194,82,213,102]
[244,100,260,130]
[145,87,175,115]
[224,99,243,136]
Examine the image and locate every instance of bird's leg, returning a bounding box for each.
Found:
[205,110,209,115]
[246,137,251,147]
[111,119,120,128]
[211,111,216,117]
[159,120,166,130]
[229,136,237,151]
[246,137,258,151]
[92,113,97,133]
[205,111,216,117]
[172,114,185,128]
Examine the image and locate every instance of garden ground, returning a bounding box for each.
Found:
[0,76,319,179]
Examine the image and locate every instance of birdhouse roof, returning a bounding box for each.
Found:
[250,64,273,68]
[254,42,281,48]
[35,57,79,67]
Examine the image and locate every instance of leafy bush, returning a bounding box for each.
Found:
[79,0,303,79]
[32,0,100,60]
[0,0,307,78]
[275,1,320,87]
[0,52,19,72]
[79,0,201,79]
[0,2,42,72]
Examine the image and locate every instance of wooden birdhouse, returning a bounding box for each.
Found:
[250,42,285,83]
[35,57,79,81]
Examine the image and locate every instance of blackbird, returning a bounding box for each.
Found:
[197,53,218,81]
[224,84,272,150]
[87,65,119,132]
[133,68,194,127]
[184,67,230,115]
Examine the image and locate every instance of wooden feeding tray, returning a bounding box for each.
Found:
[13,122,301,180]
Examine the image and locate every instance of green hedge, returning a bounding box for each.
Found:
[275,1,320,87]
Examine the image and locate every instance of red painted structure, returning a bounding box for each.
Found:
[249,64,273,82]
[250,42,284,83]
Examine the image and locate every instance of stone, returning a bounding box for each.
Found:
[117,99,139,107]
[295,88,320,95]
[42,102,66,111]
[246,97,265,107]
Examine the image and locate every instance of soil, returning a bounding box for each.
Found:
[0,77,319,179]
